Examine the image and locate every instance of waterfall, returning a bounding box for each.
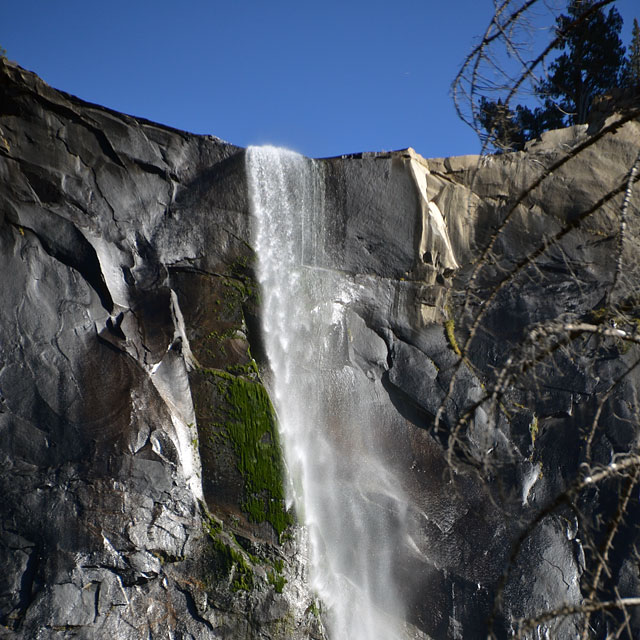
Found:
[248,146,410,640]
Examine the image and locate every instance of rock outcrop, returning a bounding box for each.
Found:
[1,57,639,639]
[0,59,323,640]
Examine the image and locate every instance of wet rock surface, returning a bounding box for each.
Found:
[0,60,322,640]
[1,57,639,639]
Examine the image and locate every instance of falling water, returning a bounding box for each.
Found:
[248,146,409,640]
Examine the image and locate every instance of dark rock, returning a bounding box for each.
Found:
[2,56,640,639]
[0,59,319,640]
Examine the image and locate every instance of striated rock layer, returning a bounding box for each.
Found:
[1,57,640,639]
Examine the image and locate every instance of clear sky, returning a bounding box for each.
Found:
[2,1,638,159]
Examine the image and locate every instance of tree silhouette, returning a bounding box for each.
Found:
[540,0,625,124]
[473,0,627,151]
[624,18,640,91]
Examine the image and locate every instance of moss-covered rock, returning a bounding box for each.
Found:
[200,369,293,539]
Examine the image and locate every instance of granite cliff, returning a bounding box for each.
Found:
[1,58,639,638]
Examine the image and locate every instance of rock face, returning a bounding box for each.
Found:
[0,60,323,640]
[1,57,639,639]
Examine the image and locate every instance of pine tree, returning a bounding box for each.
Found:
[539,0,626,124]
[477,98,523,152]
[623,18,640,91]
[477,100,564,152]
[478,0,627,150]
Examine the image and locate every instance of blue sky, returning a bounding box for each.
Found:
[3,1,638,159]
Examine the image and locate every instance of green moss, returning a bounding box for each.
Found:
[194,255,291,538]
[202,508,223,538]
[221,275,259,315]
[204,328,237,357]
[589,306,610,323]
[443,299,462,356]
[208,537,254,592]
[265,557,287,593]
[203,369,293,538]
[226,360,259,377]
[227,254,252,279]
[201,506,254,592]
[444,316,462,356]
[267,569,287,594]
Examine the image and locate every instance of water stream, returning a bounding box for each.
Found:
[247,146,409,640]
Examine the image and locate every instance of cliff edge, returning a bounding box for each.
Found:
[1,58,640,638]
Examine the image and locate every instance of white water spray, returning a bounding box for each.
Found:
[248,146,410,640]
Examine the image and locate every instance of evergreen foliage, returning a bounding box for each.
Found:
[623,18,640,90]
[478,97,564,152]
[540,0,625,125]
[479,0,628,151]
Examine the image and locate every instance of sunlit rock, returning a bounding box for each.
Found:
[1,57,639,639]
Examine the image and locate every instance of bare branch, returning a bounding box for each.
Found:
[517,597,640,637]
